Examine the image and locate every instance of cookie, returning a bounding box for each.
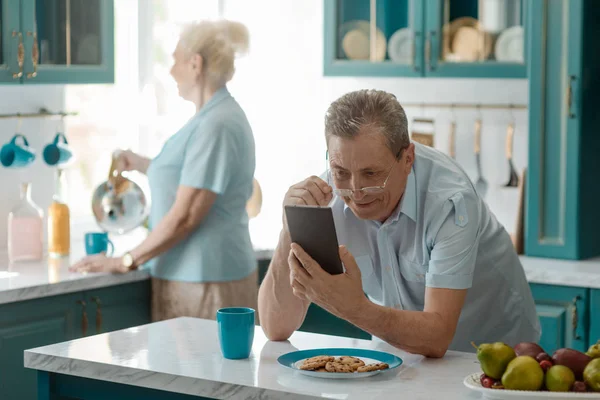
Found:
[325,361,354,373]
[356,362,389,373]
[336,356,366,371]
[299,355,334,370]
[315,367,328,372]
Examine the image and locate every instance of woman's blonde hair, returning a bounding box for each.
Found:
[179,20,249,88]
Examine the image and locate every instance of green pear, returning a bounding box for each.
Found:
[474,341,516,380]
[586,340,600,359]
[584,358,600,392]
[502,356,544,391]
[545,365,576,392]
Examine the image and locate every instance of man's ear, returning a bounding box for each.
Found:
[403,143,415,172]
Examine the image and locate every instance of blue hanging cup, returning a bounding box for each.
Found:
[43,133,72,166]
[0,134,36,168]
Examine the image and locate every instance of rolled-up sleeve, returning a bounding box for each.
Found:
[426,191,480,289]
[179,124,237,195]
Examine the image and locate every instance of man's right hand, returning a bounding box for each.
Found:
[282,176,333,227]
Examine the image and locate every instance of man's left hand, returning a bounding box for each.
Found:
[288,243,367,319]
[70,254,128,274]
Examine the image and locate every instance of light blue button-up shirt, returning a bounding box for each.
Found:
[145,86,257,283]
[329,142,540,352]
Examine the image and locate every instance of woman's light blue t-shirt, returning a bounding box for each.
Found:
[145,86,257,283]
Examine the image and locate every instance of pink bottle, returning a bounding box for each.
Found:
[8,182,44,262]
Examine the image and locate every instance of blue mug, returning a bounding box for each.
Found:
[85,232,114,256]
[43,133,72,166]
[217,307,255,359]
[0,134,36,168]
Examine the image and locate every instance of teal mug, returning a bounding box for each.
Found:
[217,307,255,359]
[0,134,36,168]
[43,133,72,166]
[84,232,114,256]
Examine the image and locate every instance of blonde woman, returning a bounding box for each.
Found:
[72,20,258,322]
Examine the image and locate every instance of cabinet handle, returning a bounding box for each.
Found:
[12,31,24,79]
[572,295,582,341]
[26,31,38,79]
[91,297,103,334]
[76,300,88,336]
[369,0,377,62]
[566,75,576,119]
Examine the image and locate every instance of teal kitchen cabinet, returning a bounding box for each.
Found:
[0,0,114,84]
[0,280,150,400]
[0,0,22,83]
[530,283,588,355]
[525,0,600,260]
[324,0,526,78]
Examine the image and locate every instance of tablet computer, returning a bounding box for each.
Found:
[284,205,344,275]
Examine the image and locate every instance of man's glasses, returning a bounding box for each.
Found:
[326,149,401,199]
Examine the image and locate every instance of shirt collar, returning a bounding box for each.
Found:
[342,167,417,223]
[193,85,230,118]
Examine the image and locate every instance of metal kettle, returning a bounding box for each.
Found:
[91,151,148,234]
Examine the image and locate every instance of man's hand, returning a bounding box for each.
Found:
[282,176,332,227]
[288,243,367,319]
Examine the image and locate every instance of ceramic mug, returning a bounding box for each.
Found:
[217,307,255,359]
[84,232,114,256]
[0,134,36,168]
[43,133,72,166]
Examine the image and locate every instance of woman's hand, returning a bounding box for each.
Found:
[115,150,151,174]
[70,254,129,274]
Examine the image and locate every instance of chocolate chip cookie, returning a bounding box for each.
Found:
[336,356,366,371]
[325,361,354,373]
[356,362,389,373]
[299,355,335,370]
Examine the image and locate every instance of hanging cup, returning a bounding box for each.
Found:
[0,134,36,168]
[43,133,72,166]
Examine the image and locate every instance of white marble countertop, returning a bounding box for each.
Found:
[25,317,481,400]
[520,255,600,289]
[0,226,274,306]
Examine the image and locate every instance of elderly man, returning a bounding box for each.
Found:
[258,89,540,357]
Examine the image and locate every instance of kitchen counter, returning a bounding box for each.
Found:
[520,255,600,289]
[25,317,481,400]
[0,227,274,306]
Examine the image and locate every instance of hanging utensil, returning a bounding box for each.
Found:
[504,106,519,187]
[473,107,488,198]
[411,115,435,147]
[448,104,457,159]
[512,168,526,254]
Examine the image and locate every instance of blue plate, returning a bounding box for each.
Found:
[277,348,403,379]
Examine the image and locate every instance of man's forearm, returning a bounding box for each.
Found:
[258,230,310,341]
[347,300,453,358]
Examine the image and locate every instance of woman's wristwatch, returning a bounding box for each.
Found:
[122,252,137,271]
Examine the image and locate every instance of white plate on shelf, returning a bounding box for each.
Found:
[494,26,524,62]
[388,28,413,64]
[339,20,386,61]
[464,373,600,399]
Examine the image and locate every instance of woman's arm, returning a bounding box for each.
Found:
[129,185,217,266]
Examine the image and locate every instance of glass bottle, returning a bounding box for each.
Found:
[7,182,44,262]
[48,169,70,258]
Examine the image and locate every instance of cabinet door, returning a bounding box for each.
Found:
[324,0,424,77]
[591,290,600,346]
[0,0,22,82]
[425,0,527,78]
[529,283,588,353]
[526,0,583,259]
[85,280,151,335]
[0,293,77,400]
[19,0,114,84]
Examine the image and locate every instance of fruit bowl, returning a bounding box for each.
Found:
[464,373,600,399]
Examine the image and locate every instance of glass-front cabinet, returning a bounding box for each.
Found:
[324,0,527,78]
[0,0,114,84]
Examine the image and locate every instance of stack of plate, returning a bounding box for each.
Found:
[339,20,386,61]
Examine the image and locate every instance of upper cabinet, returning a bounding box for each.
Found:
[0,0,114,84]
[526,0,600,260]
[323,0,527,78]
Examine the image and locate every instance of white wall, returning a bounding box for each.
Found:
[0,86,65,249]
[224,0,529,250]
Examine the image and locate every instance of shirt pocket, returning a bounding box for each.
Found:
[398,255,426,283]
[355,255,381,301]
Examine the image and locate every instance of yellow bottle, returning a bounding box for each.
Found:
[48,169,70,257]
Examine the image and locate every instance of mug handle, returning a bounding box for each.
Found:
[54,133,69,145]
[106,239,114,257]
[11,134,29,147]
